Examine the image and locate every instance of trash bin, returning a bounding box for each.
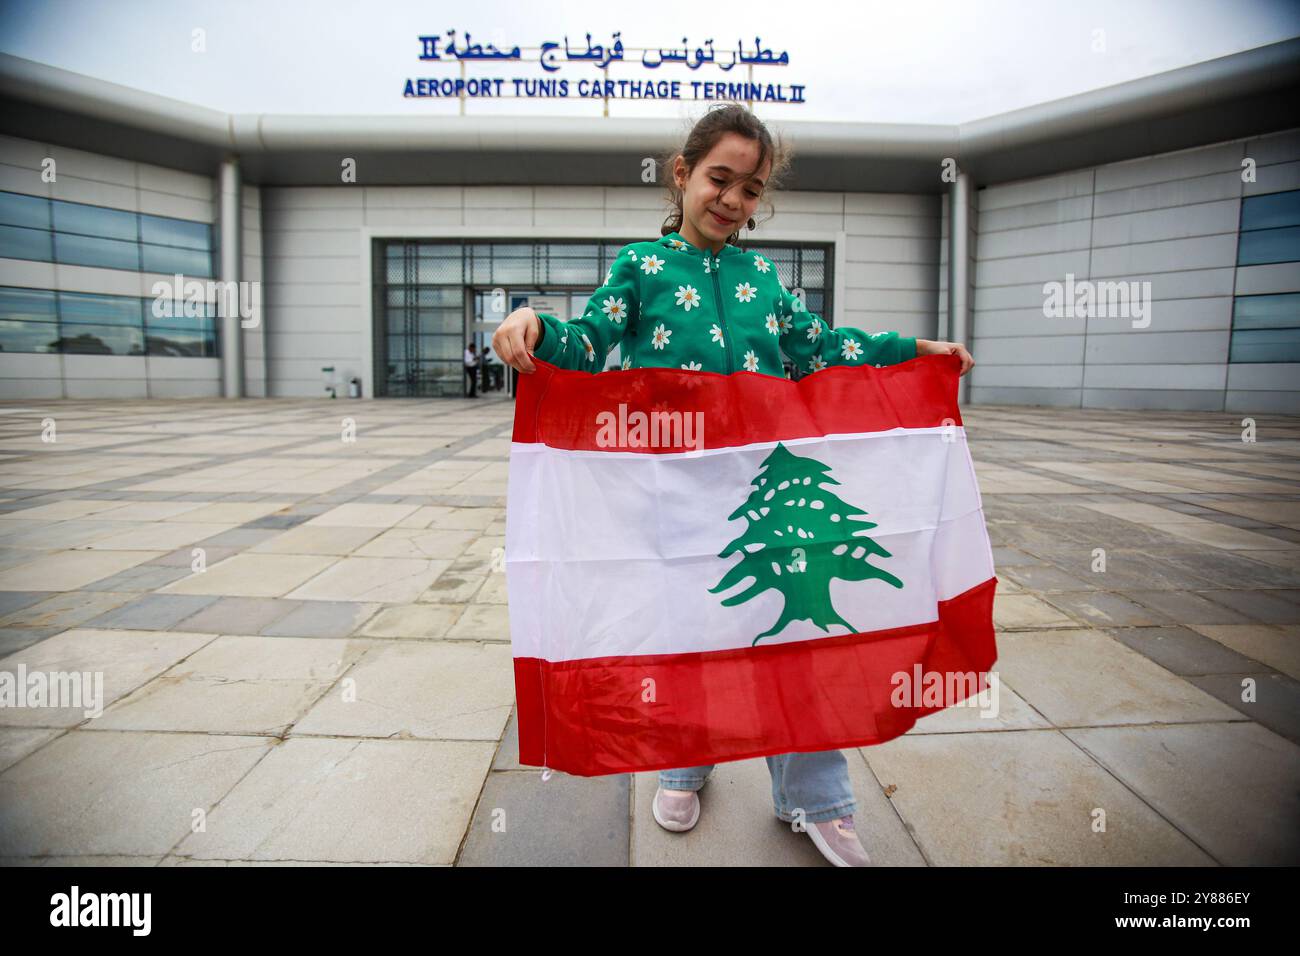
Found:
[348,377,361,398]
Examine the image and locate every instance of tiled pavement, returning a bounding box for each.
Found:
[0,396,1297,866]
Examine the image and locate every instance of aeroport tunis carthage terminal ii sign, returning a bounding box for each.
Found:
[403,29,807,104]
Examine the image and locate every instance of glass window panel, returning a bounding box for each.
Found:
[387,334,462,361]
[56,323,145,355]
[386,259,409,283]
[541,243,600,284]
[52,200,137,240]
[1240,190,1300,231]
[59,291,143,327]
[416,252,465,284]
[386,308,412,335]
[400,335,457,361]
[55,232,140,270]
[1232,293,1300,330]
[1237,225,1300,266]
[141,243,214,277]
[387,337,416,362]
[0,319,59,353]
[413,309,461,335]
[1229,327,1300,363]
[145,309,217,333]
[146,327,216,357]
[415,287,462,308]
[0,191,51,230]
[0,286,58,321]
[139,214,211,250]
[421,335,464,360]
[388,287,462,308]
[0,224,54,262]
[473,245,533,284]
[143,296,212,328]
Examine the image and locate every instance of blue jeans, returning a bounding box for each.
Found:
[658,749,857,824]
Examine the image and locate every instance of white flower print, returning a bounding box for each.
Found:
[868,330,887,339]
[743,350,759,372]
[602,295,628,323]
[681,360,702,370]
[675,285,702,311]
[779,314,793,334]
[603,266,613,286]
[651,323,672,349]
[622,356,632,370]
[806,316,822,340]
[764,313,781,335]
[841,338,862,361]
[639,254,665,275]
[581,333,595,362]
[809,355,828,373]
[734,282,758,303]
[626,249,639,259]
[668,238,688,251]
[710,323,724,347]
[753,255,771,273]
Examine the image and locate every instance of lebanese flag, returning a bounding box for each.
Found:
[506,353,998,777]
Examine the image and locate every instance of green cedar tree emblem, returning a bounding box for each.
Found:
[709,442,904,645]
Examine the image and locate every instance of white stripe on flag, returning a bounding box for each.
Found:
[506,425,993,661]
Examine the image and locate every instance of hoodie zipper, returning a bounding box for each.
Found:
[709,255,735,373]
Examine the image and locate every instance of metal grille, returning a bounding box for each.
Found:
[747,242,832,379]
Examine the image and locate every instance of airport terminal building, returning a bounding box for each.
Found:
[0,39,1297,411]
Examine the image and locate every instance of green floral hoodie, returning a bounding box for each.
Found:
[531,230,917,377]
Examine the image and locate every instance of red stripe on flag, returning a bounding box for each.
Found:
[512,353,964,452]
[513,575,999,776]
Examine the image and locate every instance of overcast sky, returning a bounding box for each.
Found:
[1,0,1297,123]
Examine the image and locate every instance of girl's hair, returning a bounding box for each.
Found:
[659,102,791,248]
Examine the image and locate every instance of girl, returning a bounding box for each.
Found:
[493,103,974,867]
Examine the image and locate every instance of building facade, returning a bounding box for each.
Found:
[1,40,1297,410]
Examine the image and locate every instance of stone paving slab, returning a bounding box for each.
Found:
[1064,722,1300,865]
[93,635,371,735]
[862,729,1216,866]
[459,770,630,866]
[289,640,513,740]
[173,738,494,865]
[0,730,271,857]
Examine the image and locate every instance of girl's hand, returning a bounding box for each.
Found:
[916,338,974,376]
[494,307,542,374]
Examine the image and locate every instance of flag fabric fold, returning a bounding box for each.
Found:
[506,353,998,776]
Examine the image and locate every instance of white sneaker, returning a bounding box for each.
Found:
[806,815,871,866]
[652,786,701,832]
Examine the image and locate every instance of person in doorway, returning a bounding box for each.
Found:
[491,103,973,867]
[463,342,479,397]
[482,346,503,392]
